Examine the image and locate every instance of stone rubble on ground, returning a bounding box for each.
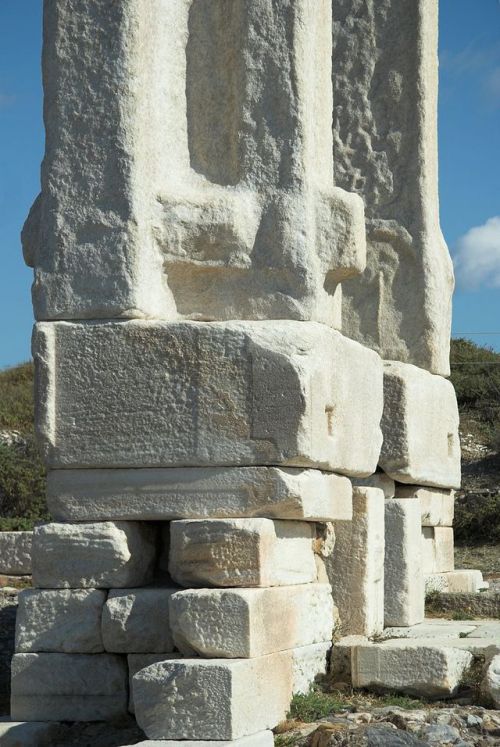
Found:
[11,0,491,743]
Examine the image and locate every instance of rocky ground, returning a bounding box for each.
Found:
[275,703,500,746]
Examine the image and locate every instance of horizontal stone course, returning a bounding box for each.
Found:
[47,466,353,523]
[32,521,157,589]
[34,320,383,476]
[169,519,317,588]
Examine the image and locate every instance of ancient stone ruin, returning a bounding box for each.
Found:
[7,0,491,743]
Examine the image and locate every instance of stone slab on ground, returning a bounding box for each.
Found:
[351,641,473,698]
[169,584,333,657]
[326,487,385,636]
[421,527,454,574]
[379,362,460,489]
[0,533,32,576]
[34,320,383,476]
[384,499,424,627]
[426,590,500,619]
[381,621,478,640]
[15,588,105,653]
[395,486,454,526]
[128,737,273,747]
[102,587,177,653]
[425,570,487,594]
[132,654,293,740]
[47,466,353,523]
[10,652,128,721]
[0,720,65,746]
[32,522,157,589]
[169,519,317,588]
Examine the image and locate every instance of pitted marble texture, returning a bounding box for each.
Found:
[333,0,454,375]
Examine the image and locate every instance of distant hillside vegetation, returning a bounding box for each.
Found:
[0,339,498,532]
[0,362,46,530]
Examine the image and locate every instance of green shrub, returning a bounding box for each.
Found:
[0,362,35,433]
[0,440,47,523]
[288,689,342,722]
[454,492,500,544]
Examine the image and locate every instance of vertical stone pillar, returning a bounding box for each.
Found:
[18,0,386,739]
[332,0,454,376]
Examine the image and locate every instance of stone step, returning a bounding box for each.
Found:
[425,569,488,594]
[169,518,317,588]
[169,584,333,657]
[47,466,353,523]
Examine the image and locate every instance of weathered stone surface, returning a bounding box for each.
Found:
[384,499,424,627]
[379,362,460,489]
[326,487,384,636]
[15,589,105,653]
[291,642,331,694]
[421,527,454,574]
[47,466,353,523]
[354,473,395,499]
[0,721,64,747]
[33,320,383,476]
[128,654,181,714]
[486,655,500,708]
[129,735,274,747]
[395,486,454,526]
[169,584,333,658]
[32,522,156,589]
[133,655,293,740]
[333,0,454,376]
[0,533,32,576]
[10,653,128,721]
[425,570,487,594]
[169,519,316,588]
[27,0,364,325]
[102,587,176,653]
[351,642,473,698]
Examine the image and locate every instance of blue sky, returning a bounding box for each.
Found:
[0,0,499,369]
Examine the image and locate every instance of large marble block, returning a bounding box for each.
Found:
[10,653,128,721]
[379,362,460,489]
[169,519,317,588]
[46,466,353,523]
[0,532,32,575]
[34,320,383,475]
[25,0,364,325]
[421,527,454,574]
[32,522,156,589]
[384,499,425,627]
[15,589,105,653]
[169,584,333,658]
[333,0,454,376]
[132,655,293,741]
[326,487,385,636]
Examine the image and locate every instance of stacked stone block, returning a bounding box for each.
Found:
[14,0,479,732]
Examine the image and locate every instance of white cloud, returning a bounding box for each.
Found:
[454,216,500,289]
